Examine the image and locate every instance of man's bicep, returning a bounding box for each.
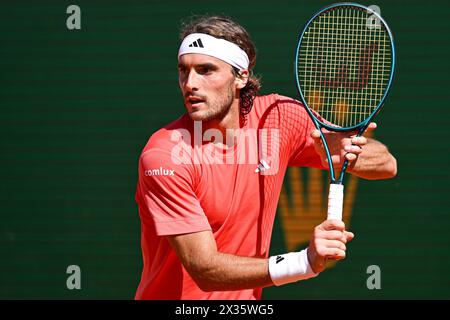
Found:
[167,231,217,262]
[167,231,217,278]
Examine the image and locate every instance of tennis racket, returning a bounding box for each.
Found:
[295,3,395,221]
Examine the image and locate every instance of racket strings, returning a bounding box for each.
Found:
[298,7,392,128]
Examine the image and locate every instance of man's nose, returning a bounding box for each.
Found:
[184,70,199,91]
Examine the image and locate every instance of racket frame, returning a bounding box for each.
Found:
[294,2,396,184]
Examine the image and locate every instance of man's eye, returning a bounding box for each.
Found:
[197,67,212,75]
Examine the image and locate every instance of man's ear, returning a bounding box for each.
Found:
[235,70,249,89]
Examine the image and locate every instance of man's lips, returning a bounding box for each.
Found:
[186,96,206,105]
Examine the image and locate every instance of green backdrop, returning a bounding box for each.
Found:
[1,0,449,299]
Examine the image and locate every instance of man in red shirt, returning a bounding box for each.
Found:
[134,16,397,300]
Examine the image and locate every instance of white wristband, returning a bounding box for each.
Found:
[268,249,318,286]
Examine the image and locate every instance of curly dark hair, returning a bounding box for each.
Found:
[180,15,261,116]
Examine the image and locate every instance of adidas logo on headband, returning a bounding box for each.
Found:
[179,33,250,70]
[188,38,204,48]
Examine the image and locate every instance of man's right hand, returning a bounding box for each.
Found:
[307,219,355,274]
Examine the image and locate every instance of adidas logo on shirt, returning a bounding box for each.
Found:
[188,38,204,48]
[255,159,270,173]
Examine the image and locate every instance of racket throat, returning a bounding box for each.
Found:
[327,183,344,221]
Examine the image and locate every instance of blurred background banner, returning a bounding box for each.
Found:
[1,0,449,299]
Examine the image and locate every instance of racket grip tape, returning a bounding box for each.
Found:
[327,184,344,221]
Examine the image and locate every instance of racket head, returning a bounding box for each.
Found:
[295,2,396,131]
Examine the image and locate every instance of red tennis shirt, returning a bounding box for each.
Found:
[134,94,324,299]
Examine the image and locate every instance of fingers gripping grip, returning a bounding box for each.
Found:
[327,184,344,221]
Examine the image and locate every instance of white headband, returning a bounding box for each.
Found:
[178,33,249,71]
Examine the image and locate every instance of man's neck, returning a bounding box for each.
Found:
[200,99,241,148]
[203,99,241,134]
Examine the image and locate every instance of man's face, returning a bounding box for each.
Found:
[178,54,238,122]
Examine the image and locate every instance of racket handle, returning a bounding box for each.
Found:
[327,183,344,221]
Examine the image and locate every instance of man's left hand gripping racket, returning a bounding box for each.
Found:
[295,3,396,221]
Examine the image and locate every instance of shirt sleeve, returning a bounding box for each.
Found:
[275,95,325,169]
[137,148,212,236]
[287,110,325,169]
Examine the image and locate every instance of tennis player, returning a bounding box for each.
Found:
[134,16,397,300]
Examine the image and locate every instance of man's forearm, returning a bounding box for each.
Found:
[193,252,273,291]
[168,231,274,291]
[168,224,349,292]
[348,138,397,179]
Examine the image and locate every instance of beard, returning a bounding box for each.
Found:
[186,83,235,122]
